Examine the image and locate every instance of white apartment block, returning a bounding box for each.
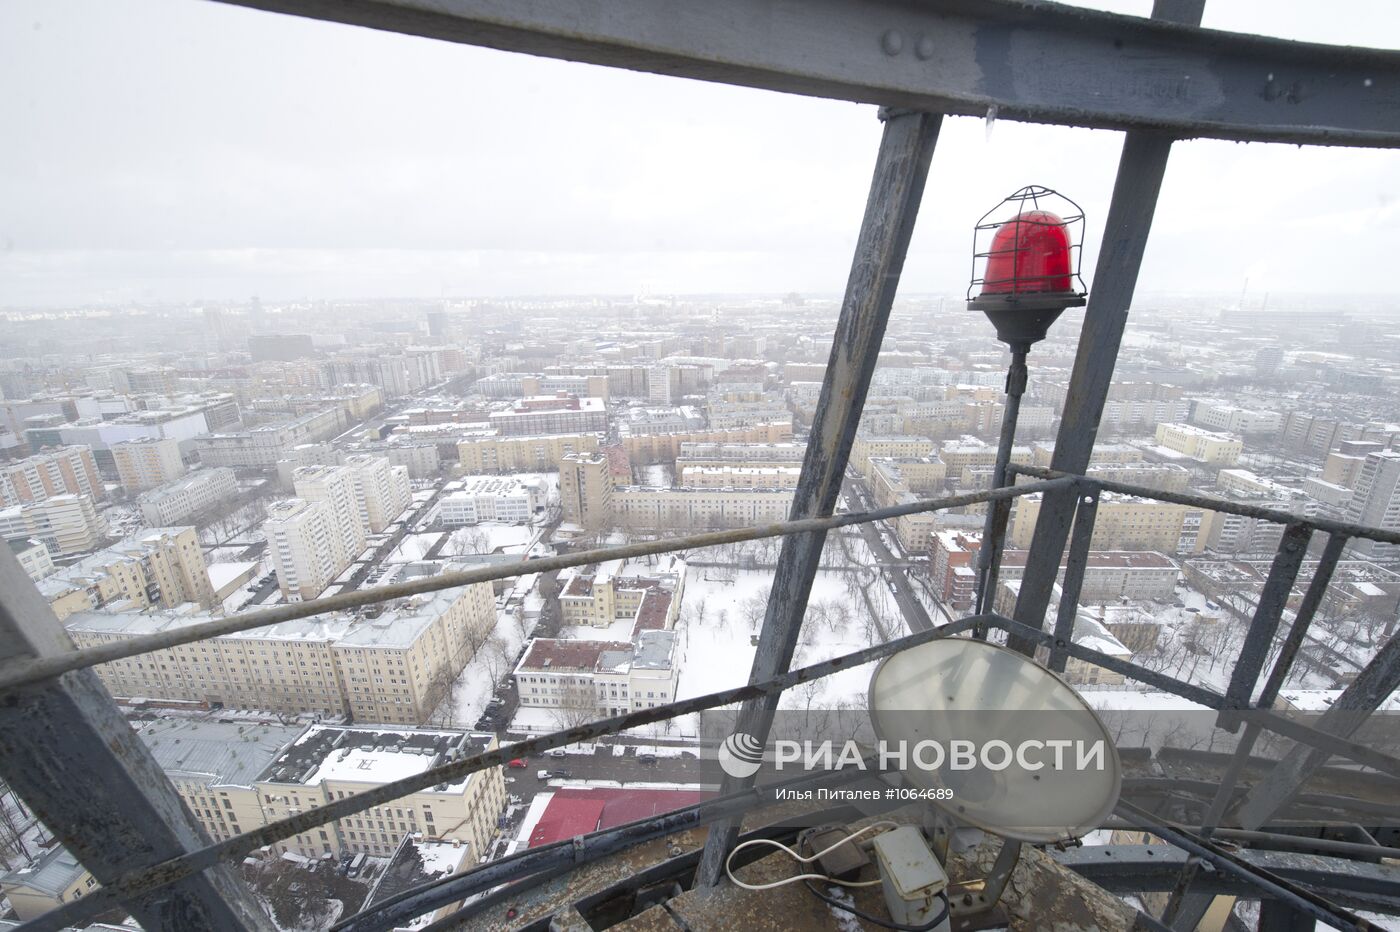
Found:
[111,437,186,492]
[265,498,348,601]
[0,446,103,507]
[998,550,1179,603]
[514,630,680,717]
[613,486,795,529]
[675,441,807,468]
[0,494,107,555]
[677,465,802,489]
[343,454,413,532]
[8,538,54,581]
[487,395,607,436]
[293,463,370,559]
[1190,401,1283,436]
[138,467,238,525]
[67,567,497,724]
[440,476,542,525]
[1345,450,1400,557]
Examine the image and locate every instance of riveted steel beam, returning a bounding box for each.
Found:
[218,0,1400,147]
[0,549,273,932]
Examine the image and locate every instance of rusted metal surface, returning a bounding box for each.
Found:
[697,107,943,885]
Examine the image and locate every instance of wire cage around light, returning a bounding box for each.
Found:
[967,186,1087,351]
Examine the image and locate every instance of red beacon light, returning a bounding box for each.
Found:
[968,186,1087,352]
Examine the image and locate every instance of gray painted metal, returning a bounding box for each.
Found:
[1116,801,1366,929]
[15,614,980,932]
[695,107,942,886]
[991,614,1400,780]
[1234,628,1400,831]
[1162,532,1346,930]
[0,476,1069,693]
[1053,845,1400,911]
[1006,126,1186,652]
[215,0,1400,147]
[1049,485,1099,673]
[1259,900,1320,932]
[0,549,273,932]
[973,349,1027,618]
[1222,523,1312,723]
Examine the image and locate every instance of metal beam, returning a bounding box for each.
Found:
[1007,0,1201,654]
[216,0,1400,147]
[695,107,942,886]
[0,549,272,932]
[1053,846,1400,913]
[1234,629,1400,831]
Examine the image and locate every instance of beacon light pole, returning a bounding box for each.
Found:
[967,187,1087,625]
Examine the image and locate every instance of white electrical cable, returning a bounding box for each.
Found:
[724,821,901,891]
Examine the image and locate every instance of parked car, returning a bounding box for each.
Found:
[537,769,552,780]
[638,753,658,766]
[547,749,567,758]
[486,697,504,707]
[507,758,529,769]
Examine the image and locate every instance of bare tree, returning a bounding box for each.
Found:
[549,678,600,731]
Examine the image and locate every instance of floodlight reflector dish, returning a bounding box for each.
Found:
[869,638,1121,844]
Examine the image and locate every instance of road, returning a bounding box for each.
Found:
[842,477,937,634]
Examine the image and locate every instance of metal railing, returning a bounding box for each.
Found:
[5,468,1400,931]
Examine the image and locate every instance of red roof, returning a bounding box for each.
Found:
[631,590,672,636]
[528,788,712,847]
[528,797,605,847]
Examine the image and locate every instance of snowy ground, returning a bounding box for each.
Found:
[441,524,538,556]
[384,532,445,563]
[428,593,537,730]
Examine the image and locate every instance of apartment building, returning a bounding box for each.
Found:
[39,526,215,621]
[440,476,542,525]
[194,407,347,468]
[67,568,497,723]
[1345,450,1400,557]
[866,457,950,552]
[677,465,801,489]
[929,531,982,610]
[136,718,507,864]
[621,423,793,464]
[0,846,98,921]
[487,394,607,436]
[8,538,54,581]
[293,463,371,557]
[1190,401,1283,436]
[342,454,412,532]
[1154,423,1244,466]
[560,452,614,532]
[941,441,1033,477]
[140,718,303,845]
[264,498,347,601]
[0,446,103,507]
[851,435,936,479]
[1322,440,1388,489]
[612,486,795,530]
[997,550,1179,603]
[1010,494,1210,555]
[1030,442,1143,468]
[673,441,807,469]
[515,630,680,717]
[111,437,186,492]
[137,467,238,525]
[257,727,506,860]
[456,432,601,473]
[0,494,107,555]
[558,558,684,632]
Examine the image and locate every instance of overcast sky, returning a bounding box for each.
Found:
[4,0,1400,307]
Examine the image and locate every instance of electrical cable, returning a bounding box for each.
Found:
[723,820,900,890]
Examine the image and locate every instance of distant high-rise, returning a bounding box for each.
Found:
[292,464,369,560]
[559,452,613,532]
[1345,450,1400,557]
[111,438,186,493]
[265,499,344,601]
[1254,344,1284,377]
